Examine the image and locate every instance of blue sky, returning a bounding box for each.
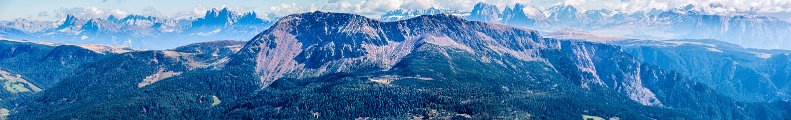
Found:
[2,0,790,21]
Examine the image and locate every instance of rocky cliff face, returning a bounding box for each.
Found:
[466,2,500,22]
[237,12,547,87]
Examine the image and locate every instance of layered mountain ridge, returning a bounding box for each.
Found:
[4,3,790,50]
[3,12,788,119]
[611,39,791,102]
[0,8,274,49]
[380,3,791,50]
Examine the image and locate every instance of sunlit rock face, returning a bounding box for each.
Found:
[233,12,677,107]
[236,11,549,86]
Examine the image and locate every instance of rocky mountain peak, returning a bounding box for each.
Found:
[547,4,582,23]
[205,7,234,18]
[467,2,500,22]
[56,14,82,30]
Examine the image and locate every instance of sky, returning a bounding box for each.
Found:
[1,0,791,21]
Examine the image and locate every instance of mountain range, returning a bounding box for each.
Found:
[3,3,790,51]
[0,2,789,119]
[0,8,274,50]
[0,11,788,119]
[381,3,791,50]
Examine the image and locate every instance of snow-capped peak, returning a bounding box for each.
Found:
[515,3,547,20]
[547,4,582,23]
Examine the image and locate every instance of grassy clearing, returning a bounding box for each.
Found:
[3,81,31,93]
[583,115,605,120]
[0,108,9,120]
[0,69,40,93]
[211,95,221,106]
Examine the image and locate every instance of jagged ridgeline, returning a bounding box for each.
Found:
[3,12,790,119]
[0,8,274,50]
[383,3,791,50]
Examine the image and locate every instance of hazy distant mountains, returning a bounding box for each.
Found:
[381,3,791,50]
[0,8,274,49]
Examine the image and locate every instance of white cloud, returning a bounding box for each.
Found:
[293,0,531,16]
[38,7,130,20]
[141,6,162,16]
[302,0,790,16]
[22,0,791,21]
[268,3,313,16]
[110,9,129,17]
[36,6,175,20]
[541,0,791,13]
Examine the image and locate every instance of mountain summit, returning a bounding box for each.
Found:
[238,11,547,86]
